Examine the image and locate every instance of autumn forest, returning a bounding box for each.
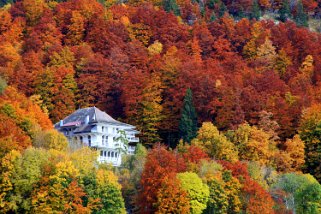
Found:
[0,0,321,213]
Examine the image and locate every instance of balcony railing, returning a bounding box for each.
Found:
[127,137,139,142]
[98,157,121,166]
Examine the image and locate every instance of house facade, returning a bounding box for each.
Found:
[55,107,139,166]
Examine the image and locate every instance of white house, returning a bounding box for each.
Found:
[55,107,139,166]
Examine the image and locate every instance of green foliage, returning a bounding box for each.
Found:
[163,0,180,16]
[85,169,126,214]
[300,120,321,182]
[219,1,227,17]
[210,11,217,22]
[295,0,308,27]
[34,129,68,151]
[0,77,7,94]
[179,88,198,143]
[207,0,219,9]
[273,173,319,212]
[279,0,291,22]
[177,172,209,214]
[0,103,17,119]
[118,143,147,212]
[295,183,321,213]
[250,0,261,20]
[192,122,238,162]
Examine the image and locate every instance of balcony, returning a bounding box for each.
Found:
[127,137,139,143]
[98,157,121,166]
[128,146,136,155]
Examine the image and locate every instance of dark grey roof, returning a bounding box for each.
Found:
[55,107,134,128]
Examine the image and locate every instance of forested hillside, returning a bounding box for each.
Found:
[1,0,321,213]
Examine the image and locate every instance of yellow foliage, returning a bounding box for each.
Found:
[300,55,314,77]
[242,22,263,59]
[70,147,98,176]
[50,160,79,183]
[128,23,152,46]
[276,135,305,172]
[274,49,292,76]
[96,169,121,188]
[192,122,238,162]
[22,0,45,25]
[148,40,163,56]
[234,124,276,166]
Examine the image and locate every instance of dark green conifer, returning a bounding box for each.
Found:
[163,0,181,16]
[279,0,291,22]
[250,0,261,20]
[219,1,227,17]
[179,88,198,143]
[210,11,217,22]
[295,0,308,27]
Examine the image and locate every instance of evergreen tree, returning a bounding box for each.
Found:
[179,88,198,143]
[219,1,227,17]
[210,11,217,22]
[207,0,219,9]
[295,0,308,27]
[163,0,181,16]
[279,0,291,22]
[250,0,261,20]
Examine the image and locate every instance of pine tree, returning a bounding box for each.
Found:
[210,11,217,22]
[179,88,198,143]
[163,0,181,16]
[279,0,291,22]
[295,0,308,27]
[219,1,227,17]
[250,0,261,20]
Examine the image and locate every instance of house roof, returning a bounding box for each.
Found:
[55,107,135,129]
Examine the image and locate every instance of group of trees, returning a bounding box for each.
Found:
[1,0,321,147]
[0,85,126,213]
[0,0,321,213]
[129,143,321,213]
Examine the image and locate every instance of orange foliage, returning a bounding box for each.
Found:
[138,144,186,213]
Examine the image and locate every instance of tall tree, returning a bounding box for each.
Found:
[250,0,261,20]
[295,0,309,27]
[279,0,291,22]
[299,104,321,182]
[163,0,181,16]
[179,88,198,143]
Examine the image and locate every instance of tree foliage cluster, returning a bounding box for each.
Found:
[133,143,321,214]
[0,0,321,147]
[0,0,321,212]
[0,87,126,213]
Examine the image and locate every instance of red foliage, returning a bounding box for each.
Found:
[138,144,186,213]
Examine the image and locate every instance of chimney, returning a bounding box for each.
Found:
[85,115,90,124]
[60,120,64,126]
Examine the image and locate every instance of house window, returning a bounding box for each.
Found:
[88,135,91,146]
[102,136,105,145]
[115,152,118,158]
[102,126,104,132]
[80,136,83,143]
[100,151,103,156]
[104,151,107,157]
[111,152,114,158]
[108,151,110,157]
